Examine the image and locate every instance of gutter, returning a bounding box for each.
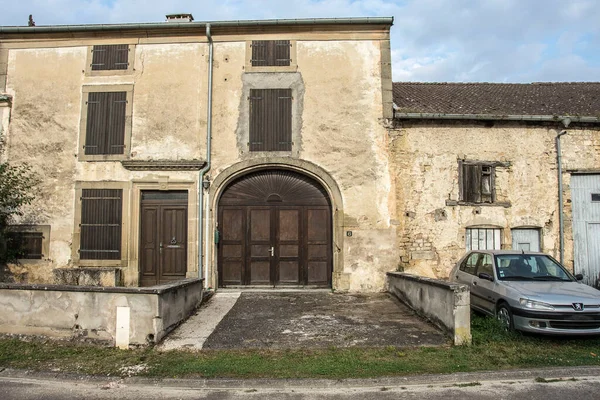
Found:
[0,17,394,34]
[394,112,600,124]
[198,24,213,284]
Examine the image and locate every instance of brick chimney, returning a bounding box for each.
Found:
[166,14,194,23]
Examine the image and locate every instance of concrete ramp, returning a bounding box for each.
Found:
[158,291,241,351]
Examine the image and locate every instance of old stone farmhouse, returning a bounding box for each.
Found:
[1,15,599,292]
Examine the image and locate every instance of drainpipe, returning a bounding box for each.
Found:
[198,24,213,284]
[556,118,571,264]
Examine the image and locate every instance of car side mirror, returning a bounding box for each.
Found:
[478,272,494,282]
[575,274,584,281]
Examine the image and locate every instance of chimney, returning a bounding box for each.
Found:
[166,13,194,23]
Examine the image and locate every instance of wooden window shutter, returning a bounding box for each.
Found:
[80,189,123,260]
[462,164,482,203]
[7,231,43,259]
[249,89,292,151]
[85,91,127,155]
[251,40,291,66]
[91,44,129,71]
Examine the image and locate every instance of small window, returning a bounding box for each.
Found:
[466,228,501,251]
[91,44,129,71]
[245,40,297,72]
[251,40,291,67]
[460,161,495,203]
[476,253,494,276]
[249,88,292,151]
[5,225,50,261]
[592,193,600,202]
[460,253,480,276]
[6,231,43,259]
[79,189,123,260]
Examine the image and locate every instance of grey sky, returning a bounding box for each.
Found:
[1,0,598,82]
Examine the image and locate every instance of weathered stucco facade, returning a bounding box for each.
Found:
[2,18,600,293]
[390,120,600,279]
[0,17,397,292]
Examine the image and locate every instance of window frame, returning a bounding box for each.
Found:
[72,181,129,267]
[459,160,496,204]
[466,227,502,251]
[5,225,50,263]
[79,85,134,162]
[245,40,297,73]
[85,44,135,76]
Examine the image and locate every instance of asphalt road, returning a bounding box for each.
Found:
[2,367,600,399]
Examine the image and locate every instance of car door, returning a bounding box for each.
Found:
[471,253,497,314]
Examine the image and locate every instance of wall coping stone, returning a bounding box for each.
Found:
[387,271,467,292]
[0,278,203,295]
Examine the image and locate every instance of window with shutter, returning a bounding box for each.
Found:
[84,91,127,155]
[79,189,123,260]
[6,231,44,259]
[79,85,133,161]
[460,161,495,203]
[249,88,292,151]
[91,44,129,71]
[251,40,291,66]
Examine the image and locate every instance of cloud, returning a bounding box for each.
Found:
[1,0,599,82]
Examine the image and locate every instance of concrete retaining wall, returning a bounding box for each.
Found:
[0,278,203,347]
[386,272,471,345]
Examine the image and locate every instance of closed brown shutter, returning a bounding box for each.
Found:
[251,40,291,66]
[85,91,127,155]
[80,189,122,260]
[91,44,129,71]
[249,89,292,151]
[7,231,43,259]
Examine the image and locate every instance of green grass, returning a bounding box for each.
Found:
[1,314,600,379]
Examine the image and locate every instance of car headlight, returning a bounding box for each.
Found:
[519,298,555,311]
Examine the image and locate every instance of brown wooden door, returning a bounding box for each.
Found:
[218,170,332,287]
[140,191,188,286]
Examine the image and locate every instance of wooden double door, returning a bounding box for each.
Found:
[139,191,188,286]
[218,170,332,287]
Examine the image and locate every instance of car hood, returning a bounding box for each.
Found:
[502,281,600,304]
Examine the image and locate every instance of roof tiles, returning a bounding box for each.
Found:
[393,82,600,117]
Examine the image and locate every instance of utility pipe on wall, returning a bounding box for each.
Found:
[198,24,213,284]
[556,118,571,265]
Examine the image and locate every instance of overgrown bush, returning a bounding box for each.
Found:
[0,138,40,262]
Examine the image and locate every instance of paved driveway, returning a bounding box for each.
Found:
[201,291,448,349]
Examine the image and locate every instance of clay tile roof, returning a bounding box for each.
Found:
[393,82,600,117]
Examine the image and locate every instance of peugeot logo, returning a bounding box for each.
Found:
[572,303,584,311]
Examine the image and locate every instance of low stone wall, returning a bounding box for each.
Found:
[0,278,203,347]
[386,272,471,345]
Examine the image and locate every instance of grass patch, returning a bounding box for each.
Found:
[453,382,481,387]
[1,314,600,379]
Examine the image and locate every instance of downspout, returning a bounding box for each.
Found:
[198,23,213,284]
[556,118,570,264]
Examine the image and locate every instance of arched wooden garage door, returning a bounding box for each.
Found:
[218,170,332,287]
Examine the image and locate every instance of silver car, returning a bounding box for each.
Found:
[450,250,600,335]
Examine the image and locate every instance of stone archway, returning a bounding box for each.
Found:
[208,158,344,289]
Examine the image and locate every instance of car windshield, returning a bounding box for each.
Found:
[494,254,574,282]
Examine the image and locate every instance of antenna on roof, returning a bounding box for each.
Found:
[28,14,35,27]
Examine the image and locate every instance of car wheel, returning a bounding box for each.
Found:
[497,303,514,331]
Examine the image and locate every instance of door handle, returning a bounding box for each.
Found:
[269,246,274,257]
[473,281,478,286]
[159,242,163,254]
